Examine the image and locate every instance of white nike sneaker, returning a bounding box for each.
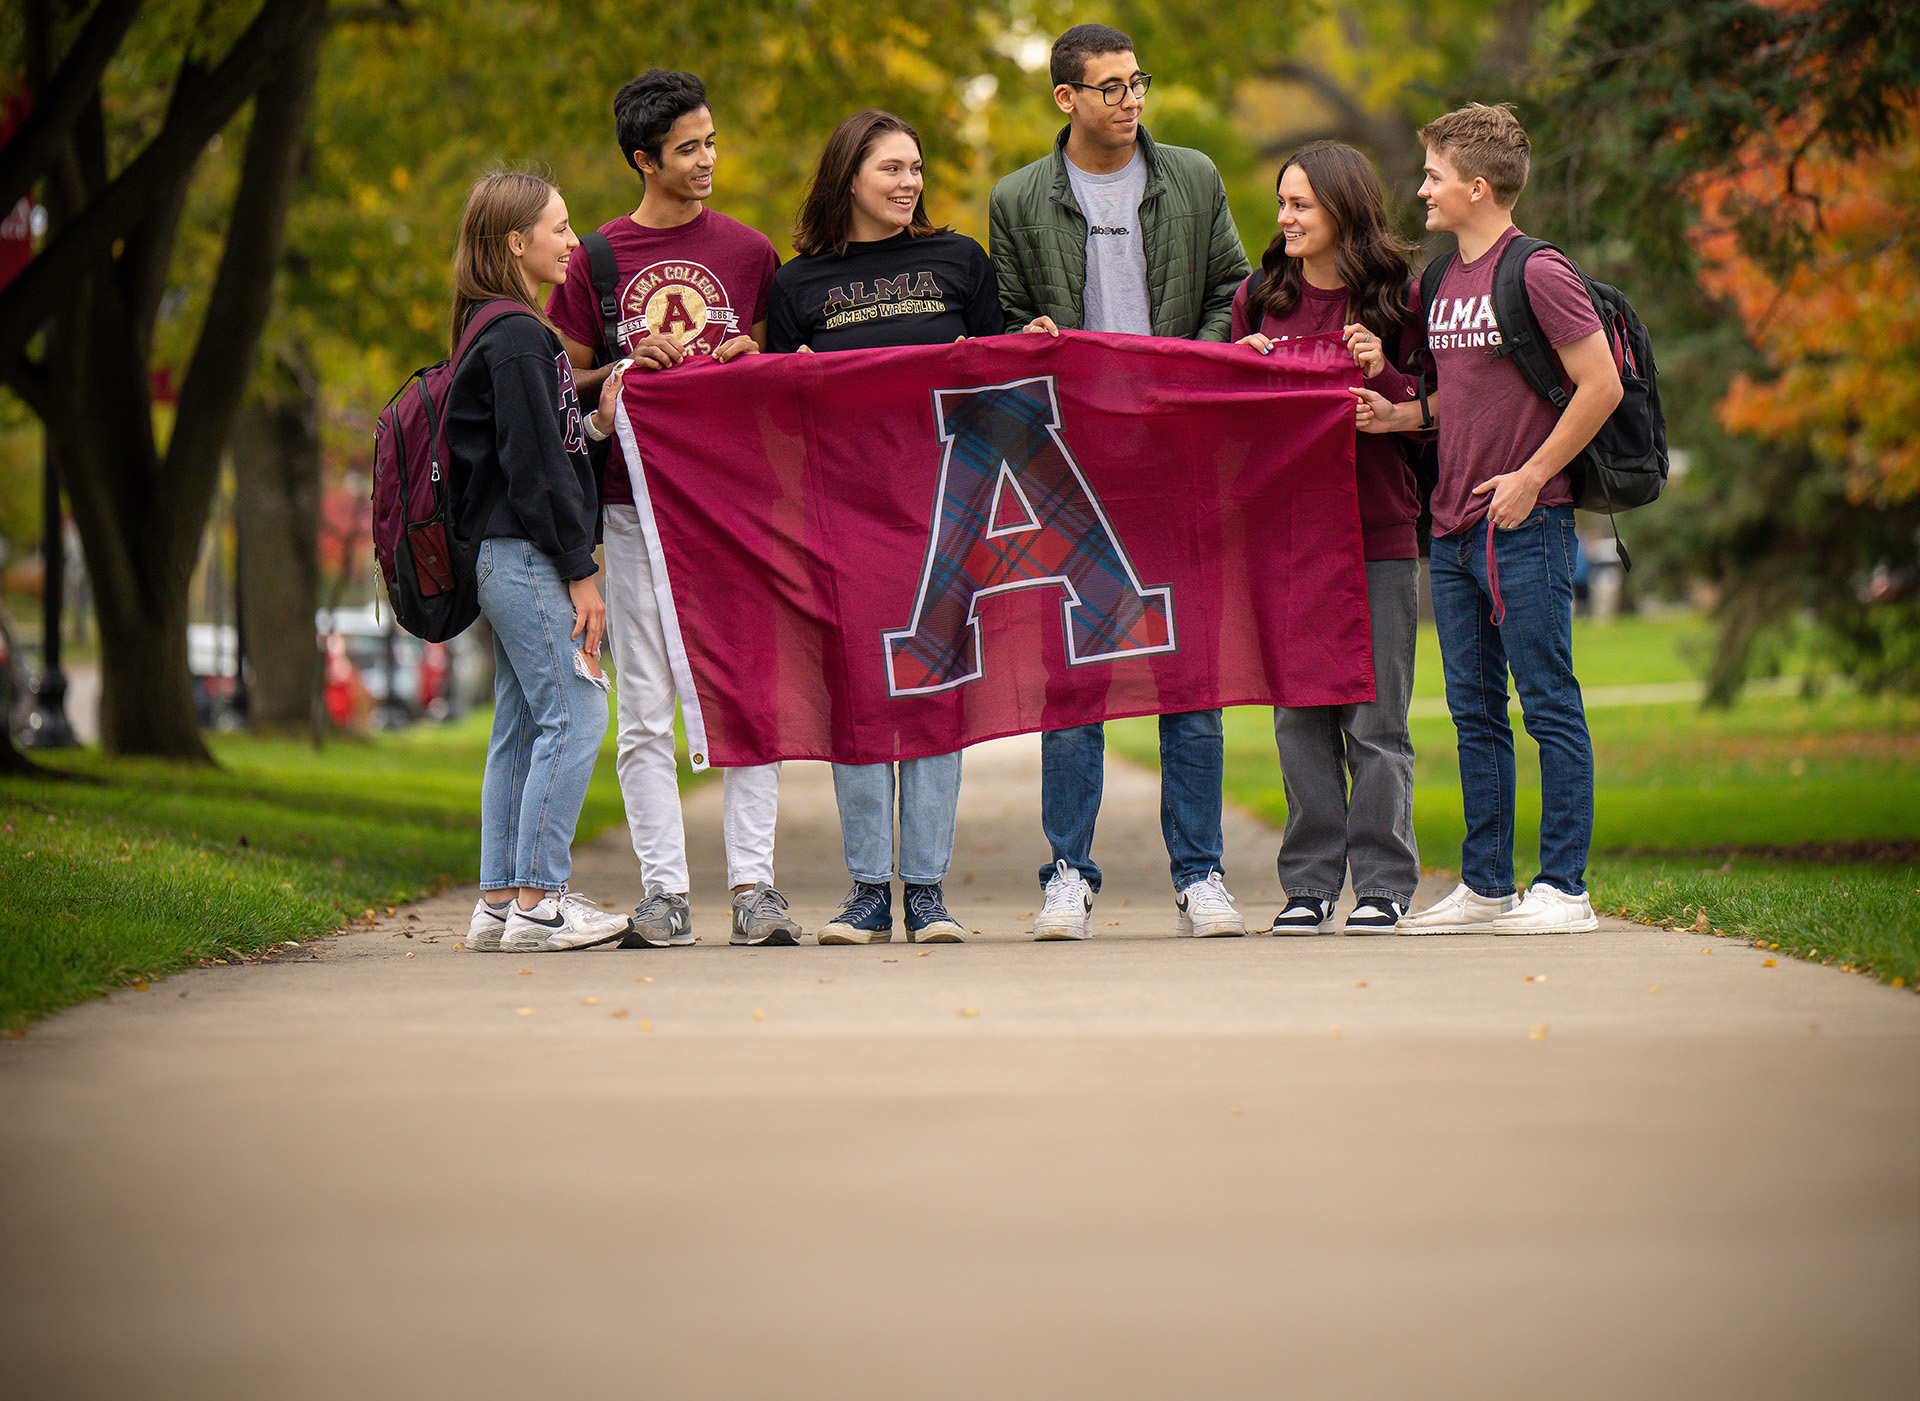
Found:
[1399,882,1520,934]
[467,896,511,951]
[500,893,632,952]
[1175,870,1246,937]
[1033,859,1094,941]
[1497,882,1599,934]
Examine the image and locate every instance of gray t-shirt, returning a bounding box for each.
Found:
[1066,147,1151,335]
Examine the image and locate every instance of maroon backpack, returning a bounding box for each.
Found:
[370,298,528,642]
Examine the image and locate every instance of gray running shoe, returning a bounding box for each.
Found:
[622,891,694,947]
[730,882,802,946]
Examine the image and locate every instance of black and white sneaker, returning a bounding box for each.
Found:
[1343,896,1406,934]
[500,893,632,952]
[1268,896,1335,936]
[622,891,694,947]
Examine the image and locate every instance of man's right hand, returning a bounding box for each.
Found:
[628,331,684,371]
[1020,316,1060,337]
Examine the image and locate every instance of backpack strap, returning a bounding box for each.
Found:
[1411,255,1453,430]
[1243,262,1269,306]
[428,299,535,481]
[1487,235,1574,409]
[581,230,621,365]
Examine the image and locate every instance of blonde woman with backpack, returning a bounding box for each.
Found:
[448,170,632,953]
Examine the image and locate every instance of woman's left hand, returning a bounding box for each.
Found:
[1343,322,1387,379]
[591,359,628,437]
[714,335,760,363]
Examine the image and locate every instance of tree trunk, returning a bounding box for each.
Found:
[232,352,324,736]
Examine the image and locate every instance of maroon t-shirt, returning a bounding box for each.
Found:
[546,207,779,504]
[1230,276,1421,560]
[1425,225,1601,538]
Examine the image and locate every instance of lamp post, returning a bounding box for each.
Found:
[21,439,77,748]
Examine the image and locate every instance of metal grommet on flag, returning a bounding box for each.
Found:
[691,753,704,767]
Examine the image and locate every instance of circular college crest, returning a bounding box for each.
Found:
[618,260,741,355]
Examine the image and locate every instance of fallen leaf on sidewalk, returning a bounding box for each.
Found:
[752,1010,766,1021]
[640,1020,652,1031]
[132,980,148,991]
[1228,1104,1243,1115]
[582,997,599,1005]
[518,969,532,975]
[1693,910,1711,933]
[1525,974,1546,982]
[609,1009,628,1019]
[516,1007,535,1016]
[960,1008,979,1018]
[636,976,652,983]
[1104,920,1120,926]
[1328,1026,1343,1039]
[918,951,931,957]
[1529,1024,1548,1040]
[1648,986,1660,993]
[1355,981,1368,988]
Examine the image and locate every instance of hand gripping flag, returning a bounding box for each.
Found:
[615,330,1370,768]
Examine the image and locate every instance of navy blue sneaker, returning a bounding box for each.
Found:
[819,881,893,944]
[904,882,966,943]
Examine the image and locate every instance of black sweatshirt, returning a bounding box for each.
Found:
[767,230,1004,352]
[446,312,598,582]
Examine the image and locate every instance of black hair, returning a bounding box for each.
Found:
[613,69,709,175]
[1050,24,1134,87]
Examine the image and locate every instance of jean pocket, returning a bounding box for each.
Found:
[474,539,493,586]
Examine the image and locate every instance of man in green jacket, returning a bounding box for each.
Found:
[988,22,1251,943]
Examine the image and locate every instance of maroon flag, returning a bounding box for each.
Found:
[617,330,1370,769]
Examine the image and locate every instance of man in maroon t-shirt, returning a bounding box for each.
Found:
[545,69,799,950]
[1355,103,1622,934]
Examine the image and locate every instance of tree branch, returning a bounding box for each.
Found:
[0,0,145,215]
[0,0,318,381]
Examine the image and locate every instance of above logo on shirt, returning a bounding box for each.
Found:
[1087,225,1131,236]
[618,259,742,355]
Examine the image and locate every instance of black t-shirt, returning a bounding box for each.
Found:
[767,229,1004,352]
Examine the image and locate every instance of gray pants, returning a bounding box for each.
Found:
[1272,557,1420,904]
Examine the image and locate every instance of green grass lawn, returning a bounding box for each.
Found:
[1113,612,1920,987]
[0,712,631,1031]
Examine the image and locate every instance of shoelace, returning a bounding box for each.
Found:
[839,885,886,920]
[1042,874,1087,913]
[1187,873,1236,912]
[906,886,949,921]
[746,886,791,919]
[634,892,679,920]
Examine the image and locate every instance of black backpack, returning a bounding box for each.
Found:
[1417,237,1668,517]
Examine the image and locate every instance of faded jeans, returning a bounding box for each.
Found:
[476,538,609,893]
[832,753,963,885]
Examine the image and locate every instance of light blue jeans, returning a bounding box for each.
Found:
[831,753,962,885]
[476,538,609,893]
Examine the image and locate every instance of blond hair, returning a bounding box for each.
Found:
[1419,103,1530,208]
[450,169,558,350]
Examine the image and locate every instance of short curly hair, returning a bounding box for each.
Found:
[1419,102,1530,208]
[1050,23,1134,87]
[613,69,709,175]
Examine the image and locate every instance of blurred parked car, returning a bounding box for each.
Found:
[317,605,471,729]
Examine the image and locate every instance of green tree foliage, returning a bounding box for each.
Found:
[1528,0,1920,699]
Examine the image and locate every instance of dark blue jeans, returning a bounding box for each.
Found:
[1038,710,1225,892]
[1429,506,1592,897]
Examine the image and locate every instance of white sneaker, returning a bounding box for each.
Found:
[500,893,632,952]
[1399,882,1520,934]
[1033,859,1094,941]
[1497,882,1599,934]
[467,896,511,950]
[1175,870,1246,937]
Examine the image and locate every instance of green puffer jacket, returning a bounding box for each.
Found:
[988,125,1251,342]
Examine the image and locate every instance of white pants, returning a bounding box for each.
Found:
[601,504,780,894]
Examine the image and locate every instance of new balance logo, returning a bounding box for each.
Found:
[883,376,1174,695]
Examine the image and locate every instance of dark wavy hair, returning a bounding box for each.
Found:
[791,110,949,258]
[613,69,708,175]
[1246,141,1416,343]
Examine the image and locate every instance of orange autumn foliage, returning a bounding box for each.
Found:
[1690,114,1920,505]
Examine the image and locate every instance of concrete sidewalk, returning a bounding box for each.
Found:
[2,734,1915,1401]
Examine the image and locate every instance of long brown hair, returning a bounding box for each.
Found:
[450,169,558,350]
[1246,142,1416,343]
[792,110,949,258]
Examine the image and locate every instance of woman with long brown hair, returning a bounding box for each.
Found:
[448,169,632,953]
[1231,141,1426,935]
[767,110,1003,944]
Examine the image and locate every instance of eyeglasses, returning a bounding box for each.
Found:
[1063,74,1152,105]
